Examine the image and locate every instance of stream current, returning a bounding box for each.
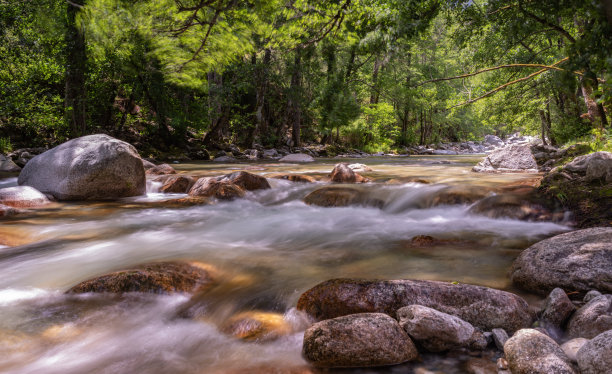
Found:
[0,155,569,373]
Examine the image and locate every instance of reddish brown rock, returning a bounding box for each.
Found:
[297,279,532,333]
[218,171,270,191]
[67,261,214,294]
[272,174,316,183]
[145,163,177,175]
[303,186,383,208]
[330,163,369,183]
[160,175,196,193]
[189,178,245,200]
[221,311,291,342]
[0,186,50,208]
[0,204,20,217]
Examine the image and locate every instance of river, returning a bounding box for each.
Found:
[0,156,569,373]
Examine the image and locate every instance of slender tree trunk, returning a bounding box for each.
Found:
[370,57,381,105]
[65,0,87,137]
[252,49,271,145]
[204,71,225,145]
[288,48,302,147]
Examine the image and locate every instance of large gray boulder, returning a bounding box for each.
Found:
[510,228,612,295]
[567,295,612,339]
[576,330,612,374]
[297,279,532,332]
[302,313,418,368]
[484,135,504,147]
[473,144,538,172]
[541,288,576,328]
[18,135,145,200]
[504,329,576,374]
[0,154,20,172]
[397,305,485,352]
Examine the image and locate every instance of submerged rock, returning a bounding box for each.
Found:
[303,186,382,208]
[567,294,612,339]
[0,204,20,217]
[560,338,589,363]
[0,186,50,208]
[348,163,373,172]
[397,305,484,352]
[504,329,576,374]
[576,330,612,374]
[160,175,196,194]
[473,144,538,172]
[297,279,532,332]
[272,174,316,183]
[18,134,146,200]
[330,163,369,183]
[468,194,557,222]
[221,311,291,342]
[145,163,176,175]
[510,227,612,295]
[188,178,245,200]
[279,153,315,162]
[67,261,213,294]
[302,313,418,368]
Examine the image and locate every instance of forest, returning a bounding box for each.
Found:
[1,0,611,155]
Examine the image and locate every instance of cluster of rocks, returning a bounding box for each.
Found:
[295,226,612,372]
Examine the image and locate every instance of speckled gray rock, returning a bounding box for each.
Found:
[565,151,612,183]
[504,329,576,374]
[584,290,603,303]
[0,154,20,172]
[561,338,589,363]
[279,153,315,162]
[473,144,537,172]
[492,328,509,351]
[17,134,145,200]
[297,279,532,333]
[567,295,612,339]
[541,288,576,327]
[511,228,612,295]
[302,313,418,368]
[397,305,479,352]
[576,330,612,374]
[0,186,50,208]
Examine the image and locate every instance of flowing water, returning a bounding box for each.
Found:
[0,156,569,374]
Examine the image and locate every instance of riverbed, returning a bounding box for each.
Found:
[0,156,569,373]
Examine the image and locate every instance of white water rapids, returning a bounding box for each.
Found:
[0,156,569,373]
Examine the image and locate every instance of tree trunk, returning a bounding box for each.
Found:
[252,49,271,145]
[204,71,226,145]
[370,57,381,105]
[581,79,607,127]
[288,48,302,147]
[65,0,87,137]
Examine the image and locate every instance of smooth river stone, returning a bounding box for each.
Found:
[297,279,532,333]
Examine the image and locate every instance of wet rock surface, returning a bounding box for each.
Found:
[302,313,418,368]
[17,134,146,200]
[67,261,213,294]
[279,153,315,162]
[0,186,50,208]
[217,171,270,191]
[189,178,245,200]
[297,279,532,332]
[504,329,576,374]
[160,175,196,194]
[560,338,589,363]
[567,294,612,339]
[510,227,612,295]
[329,163,369,183]
[220,311,291,342]
[271,174,316,183]
[303,186,382,208]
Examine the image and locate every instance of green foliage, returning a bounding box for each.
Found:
[0,137,12,154]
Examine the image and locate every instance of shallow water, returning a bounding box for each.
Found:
[0,156,568,373]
